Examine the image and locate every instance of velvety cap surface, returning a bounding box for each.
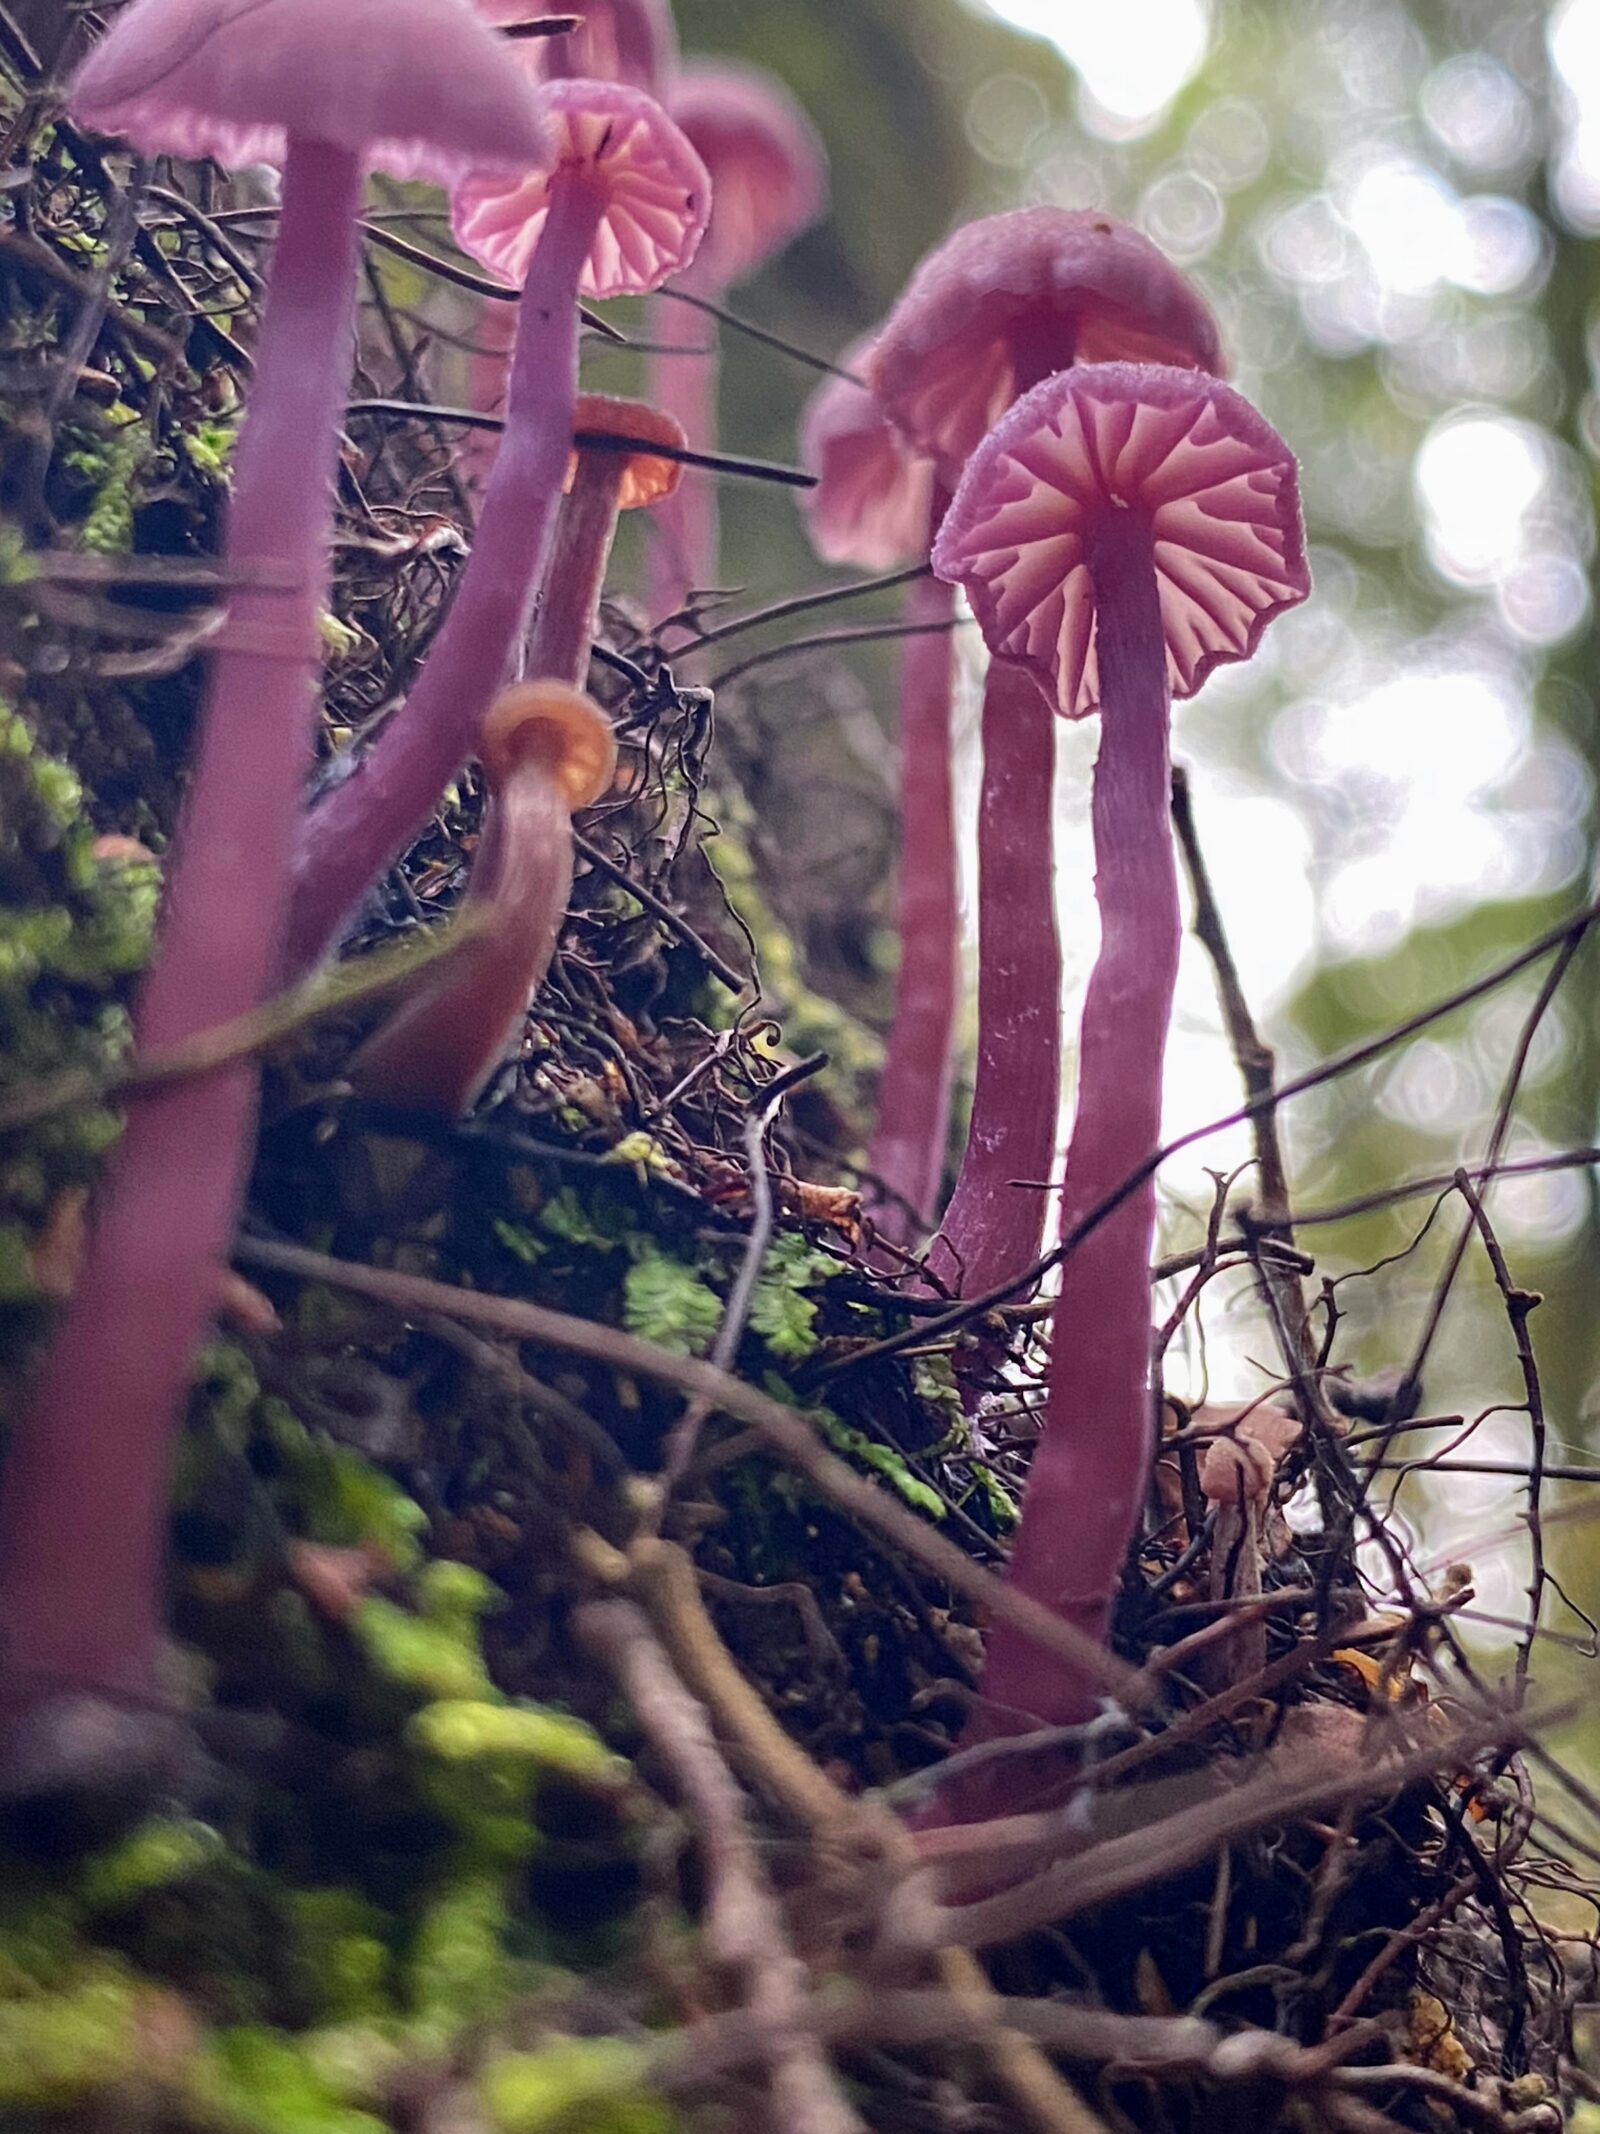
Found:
[453,75,709,298]
[800,340,934,571]
[874,208,1225,482]
[569,392,685,508]
[932,363,1309,717]
[671,61,826,289]
[70,0,548,181]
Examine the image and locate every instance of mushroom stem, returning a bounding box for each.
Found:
[463,296,517,486]
[528,449,629,685]
[283,171,605,976]
[349,775,572,1116]
[866,559,960,1241]
[648,282,717,614]
[0,138,367,1710]
[975,509,1180,1733]
[926,659,1060,1292]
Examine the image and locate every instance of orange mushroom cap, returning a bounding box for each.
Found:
[481,680,618,810]
[566,393,686,509]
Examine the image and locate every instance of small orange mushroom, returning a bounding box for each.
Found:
[349,681,616,1116]
[528,392,686,686]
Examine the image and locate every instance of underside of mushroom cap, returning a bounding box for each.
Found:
[800,339,935,571]
[873,207,1226,483]
[671,61,827,289]
[70,0,548,181]
[452,75,709,298]
[931,363,1310,718]
[569,393,686,508]
[483,682,617,810]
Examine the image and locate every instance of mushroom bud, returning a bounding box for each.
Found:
[350,683,616,1117]
[0,0,545,1720]
[284,71,708,978]
[1197,1402,1302,1688]
[933,363,1310,1735]
[528,394,686,687]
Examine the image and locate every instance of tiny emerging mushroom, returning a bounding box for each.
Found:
[349,682,617,1118]
[528,393,686,687]
[933,362,1310,1740]
[1196,1402,1303,1688]
[284,70,708,978]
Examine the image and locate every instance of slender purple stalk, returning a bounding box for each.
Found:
[648,274,717,617]
[973,510,1179,1735]
[0,140,365,1709]
[867,562,959,1242]
[925,660,1061,1295]
[282,175,604,976]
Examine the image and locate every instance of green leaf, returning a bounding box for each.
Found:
[621,1249,724,1357]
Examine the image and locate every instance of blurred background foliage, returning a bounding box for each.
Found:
[605,0,1600,1748]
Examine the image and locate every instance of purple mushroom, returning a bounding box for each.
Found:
[933,363,1310,1735]
[283,70,709,977]
[798,345,955,1243]
[650,61,827,618]
[350,683,617,1117]
[873,210,1224,1300]
[0,0,545,1717]
[463,0,678,484]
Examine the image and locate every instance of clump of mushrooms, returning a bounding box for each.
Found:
[874,210,1224,1298]
[933,362,1310,1738]
[0,0,546,1718]
[283,69,709,976]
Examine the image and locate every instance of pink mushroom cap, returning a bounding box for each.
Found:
[931,363,1310,719]
[452,75,710,299]
[471,0,677,95]
[799,337,935,571]
[70,0,549,182]
[669,60,827,290]
[873,207,1226,485]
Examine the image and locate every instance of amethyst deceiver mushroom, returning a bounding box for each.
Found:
[874,209,1224,1299]
[798,346,955,1242]
[528,394,687,686]
[650,61,827,617]
[932,362,1309,1734]
[464,0,678,482]
[350,683,616,1116]
[283,72,708,977]
[0,0,544,1718]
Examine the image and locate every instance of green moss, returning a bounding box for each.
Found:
[481,2039,676,2134]
[621,1245,724,1357]
[0,1960,145,2109]
[404,1870,518,2036]
[78,1818,229,1914]
[193,2026,386,2134]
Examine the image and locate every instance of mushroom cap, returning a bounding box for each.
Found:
[1197,1402,1303,1504]
[931,363,1310,720]
[70,0,548,182]
[669,61,826,290]
[873,207,1226,483]
[482,682,618,810]
[799,337,935,571]
[452,75,709,299]
[569,393,686,508]
[538,0,677,93]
